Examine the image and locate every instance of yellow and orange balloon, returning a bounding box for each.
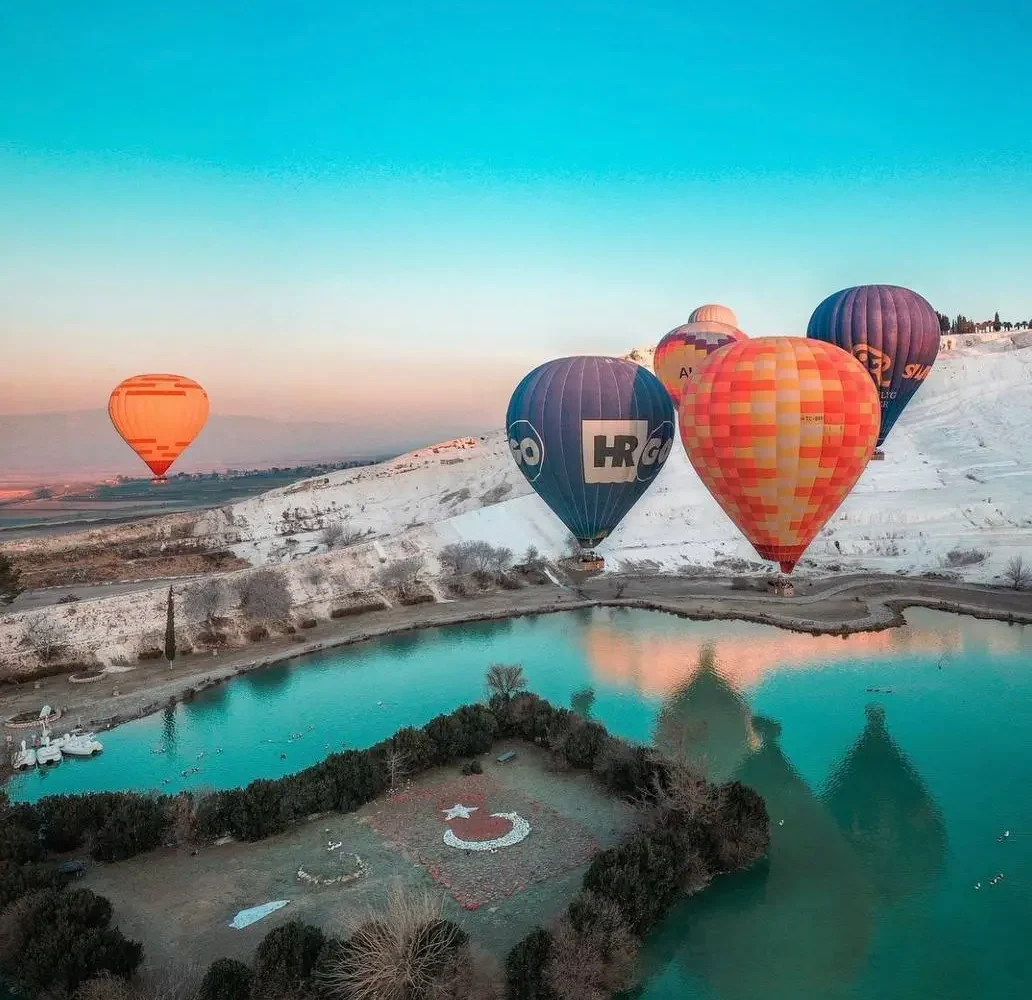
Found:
[679,338,879,573]
[108,374,209,481]
[654,320,747,407]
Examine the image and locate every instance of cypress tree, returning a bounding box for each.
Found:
[165,586,176,669]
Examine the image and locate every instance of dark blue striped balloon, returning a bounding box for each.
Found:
[506,356,675,548]
[806,284,940,448]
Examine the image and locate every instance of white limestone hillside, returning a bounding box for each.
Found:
[1,341,1030,668]
[200,340,1032,584]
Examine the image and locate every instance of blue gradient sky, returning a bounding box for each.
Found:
[2,1,1029,440]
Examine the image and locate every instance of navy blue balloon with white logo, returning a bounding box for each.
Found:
[506,356,675,548]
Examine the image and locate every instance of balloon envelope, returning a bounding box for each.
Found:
[506,356,674,548]
[806,284,939,447]
[679,338,879,573]
[688,303,738,327]
[654,320,747,407]
[108,374,210,479]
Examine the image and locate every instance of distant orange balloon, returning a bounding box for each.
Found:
[108,374,209,480]
[679,338,879,574]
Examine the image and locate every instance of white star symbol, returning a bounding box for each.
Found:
[441,803,478,821]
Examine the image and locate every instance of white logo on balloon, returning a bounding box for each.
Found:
[507,419,545,483]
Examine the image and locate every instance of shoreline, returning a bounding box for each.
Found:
[3,574,1030,742]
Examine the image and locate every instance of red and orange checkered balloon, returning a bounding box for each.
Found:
[108,374,210,480]
[679,338,880,573]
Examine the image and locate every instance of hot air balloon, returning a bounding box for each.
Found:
[654,320,747,407]
[806,284,939,453]
[679,338,879,574]
[688,303,738,327]
[506,356,674,549]
[108,374,209,482]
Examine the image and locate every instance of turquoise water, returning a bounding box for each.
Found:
[8,607,1032,998]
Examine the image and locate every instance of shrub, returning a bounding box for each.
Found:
[247,624,269,642]
[0,862,57,911]
[137,647,164,661]
[299,617,318,629]
[497,572,523,590]
[944,548,987,567]
[199,958,253,1000]
[705,780,770,871]
[582,831,685,936]
[0,887,142,995]
[546,893,638,1000]
[253,920,325,998]
[505,927,555,1000]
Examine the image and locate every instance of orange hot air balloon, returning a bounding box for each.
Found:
[108,374,209,481]
[654,320,747,407]
[679,338,879,574]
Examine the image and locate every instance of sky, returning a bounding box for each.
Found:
[1,0,1030,450]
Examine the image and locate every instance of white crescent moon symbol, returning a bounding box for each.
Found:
[443,812,531,851]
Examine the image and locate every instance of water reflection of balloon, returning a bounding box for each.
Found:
[108,374,209,482]
[654,321,746,407]
[806,284,940,449]
[688,303,738,327]
[652,645,760,782]
[679,338,880,573]
[652,715,875,1000]
[506,357,674,548]
[822,704,948,905]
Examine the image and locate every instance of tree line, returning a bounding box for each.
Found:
[937,310,1032,335]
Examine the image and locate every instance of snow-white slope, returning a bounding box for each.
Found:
[2,342,1029,669]
[204,341,1032,584]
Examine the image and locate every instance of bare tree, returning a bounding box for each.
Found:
[485,663,527,699]
[522,545,540,568]
[488,546,514,573]
[323,522,345,549]
[323,519,366,550]
[183,579,227,625]
[1003,555,1031,590]
[319,886,485,1000]
[439,541,477,575]
[22,614,66,664]
[545,895,638,1000]
[384,748,409,793]
[237,568,293,621]
[378,556,424,590]
[469,541,495,574]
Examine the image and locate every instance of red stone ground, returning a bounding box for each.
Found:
[366,773,600,909]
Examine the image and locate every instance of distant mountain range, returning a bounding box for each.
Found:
[0,410,403,480]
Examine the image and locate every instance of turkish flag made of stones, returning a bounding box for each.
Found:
[367,773,600,910]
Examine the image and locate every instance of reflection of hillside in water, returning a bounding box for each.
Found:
[822,704,948,906]
[652,645,759,783]
[581,610,1022,697]
[658,715,875,1000]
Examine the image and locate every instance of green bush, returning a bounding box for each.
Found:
[253,920,325,998]
[0,887,142,995]
[505,927,555,1000]
[199,957,253,1000]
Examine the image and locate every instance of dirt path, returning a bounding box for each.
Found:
[2,574,1029,739]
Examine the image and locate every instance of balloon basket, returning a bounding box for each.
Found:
[150,477,169,486]
[871,449,885,461]
[559,553,606,576]
[765,575,795,597]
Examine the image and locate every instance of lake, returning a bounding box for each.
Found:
[8,607,1031,999]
